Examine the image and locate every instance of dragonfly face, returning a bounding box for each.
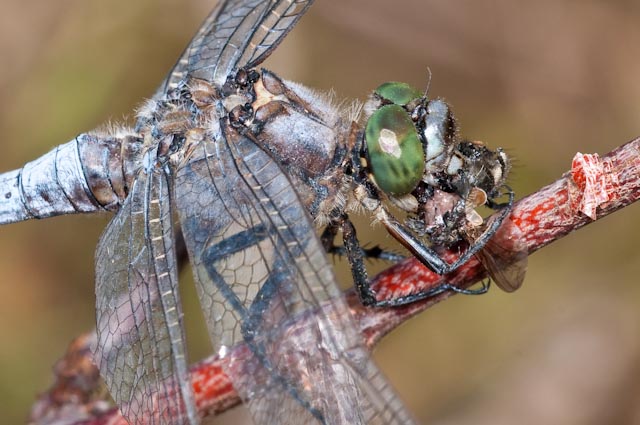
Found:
[0,0,526,424]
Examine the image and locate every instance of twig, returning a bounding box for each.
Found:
[30,138,640,425]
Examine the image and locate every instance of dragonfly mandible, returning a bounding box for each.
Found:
[0,1,526,424]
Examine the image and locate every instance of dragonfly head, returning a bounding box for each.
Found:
[363,81,510,208]
[362,80,513,253]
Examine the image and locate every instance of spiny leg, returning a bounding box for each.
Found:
[320,223,405,262]
[380,187,515,277]
[327,215,487,308]
[327,187,515,307]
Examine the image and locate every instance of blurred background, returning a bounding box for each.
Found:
[1,0,639,424]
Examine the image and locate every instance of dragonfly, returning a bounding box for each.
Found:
[0,0,526,424]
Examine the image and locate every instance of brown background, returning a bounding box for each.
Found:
[0,0,639,424]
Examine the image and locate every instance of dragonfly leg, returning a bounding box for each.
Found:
[378,188,514,276]
[337,217,377,306]
[325,184,514,307]
[322,214,489,307]
[485,184,515,210]
[371,280,491,307]
[320,224,405,262]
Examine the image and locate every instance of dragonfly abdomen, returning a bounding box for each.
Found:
[0,132,143,224]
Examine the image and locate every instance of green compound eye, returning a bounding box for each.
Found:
[374,82,423,106]
[365,104,425,195]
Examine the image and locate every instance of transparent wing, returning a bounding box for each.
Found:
[174,123,416,424]
[474,216,528,292]
[94,160,197,425]
[157,0,314,96]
